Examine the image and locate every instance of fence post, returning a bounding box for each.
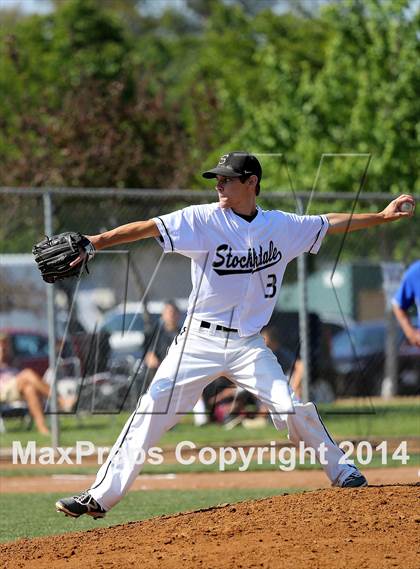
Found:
[298,253,311,403]
[43,191,60,448]
[296,197,310,403]
[381,262,404,398]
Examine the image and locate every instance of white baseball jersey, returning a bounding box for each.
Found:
[153,203,329,336]
[87,204,362,512]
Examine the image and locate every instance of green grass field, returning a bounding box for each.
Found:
[1,450,418,480]
[1,400,418,478]
[0,488,299,543]
[0,399,418,544]
[1,400,419,449]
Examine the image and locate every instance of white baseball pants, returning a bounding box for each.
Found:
[89,320,359,510]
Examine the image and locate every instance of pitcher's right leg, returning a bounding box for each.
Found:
[56,327,224,517]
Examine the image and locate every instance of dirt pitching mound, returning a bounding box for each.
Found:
[2,485,419,569]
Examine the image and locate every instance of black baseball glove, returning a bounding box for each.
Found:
[32,232,95,283]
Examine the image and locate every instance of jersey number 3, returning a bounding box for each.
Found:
[264,274,277,298]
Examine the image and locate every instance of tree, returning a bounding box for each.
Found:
[0,0,192,189]
[234,0,419,199]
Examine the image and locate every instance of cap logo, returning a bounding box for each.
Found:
[218,154,228,165]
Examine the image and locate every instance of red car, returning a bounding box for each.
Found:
[0,328,49,376]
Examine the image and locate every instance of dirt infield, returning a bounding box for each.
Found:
[1,465,419,493]
[1,485,419,569]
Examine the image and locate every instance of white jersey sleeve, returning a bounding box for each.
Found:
[153,205,205,257]
[280,212,329,260]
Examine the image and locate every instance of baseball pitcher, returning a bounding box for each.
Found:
[48,151,415,518]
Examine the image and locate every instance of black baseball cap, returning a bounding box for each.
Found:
[202,151,262,182]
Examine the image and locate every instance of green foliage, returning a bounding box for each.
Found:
[229,0,419,197]
[0,0,192,189]
[1,400,418,449]
[0,0,418,227]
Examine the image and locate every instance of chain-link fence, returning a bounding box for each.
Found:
[1,188,419,428]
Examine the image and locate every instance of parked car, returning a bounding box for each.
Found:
[397,340,420,395]
[320,315,356,353]
[1,325,110,377]
[0,328,49,376]
[99,299,188,359]
[331,320,420,396]
[266,310,339,402]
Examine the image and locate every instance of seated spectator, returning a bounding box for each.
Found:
[143,301,182,385]
[202,377,260,428]
[202,377,237,424]
[200,328,304,428]
[0,332,62,435]
[143,300,208,424]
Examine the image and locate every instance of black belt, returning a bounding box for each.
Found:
[200,320,238,333]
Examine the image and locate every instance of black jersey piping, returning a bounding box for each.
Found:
[308,216,325,254]
[156,216,174,252]
[89,325,161,493]
[89,406,139,493]
[313,403,344,453]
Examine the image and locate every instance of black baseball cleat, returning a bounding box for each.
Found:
[55,490,106,519]
[341,472,368,488]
